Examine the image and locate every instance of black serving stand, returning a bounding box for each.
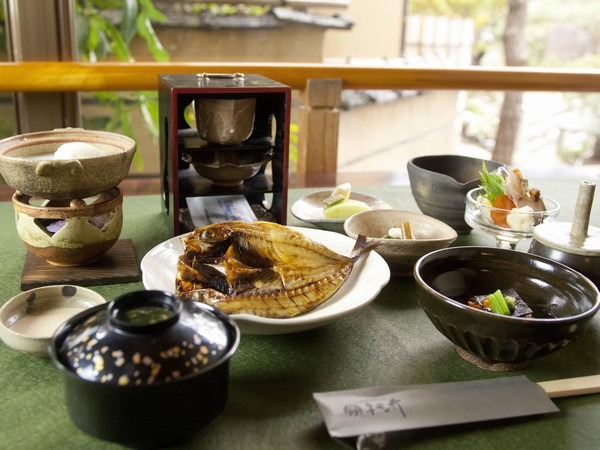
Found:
[158,73,291,236]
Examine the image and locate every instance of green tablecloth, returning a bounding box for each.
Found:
[0,179,598,449]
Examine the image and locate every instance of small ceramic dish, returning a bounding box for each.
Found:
[291,191,392,233]
[0,285,106,357]
[344,209,458,276]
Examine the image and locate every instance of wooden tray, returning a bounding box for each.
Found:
[20,239,141,290]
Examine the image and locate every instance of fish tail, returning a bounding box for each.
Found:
[349,234,378,262]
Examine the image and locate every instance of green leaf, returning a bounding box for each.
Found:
[136,11,170,62]
[138,92,160,139]
[102,20,133,61]
[139,0,168,23]
[479,162,504,203]
[119,0,139,44]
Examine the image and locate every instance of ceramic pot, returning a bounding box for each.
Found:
[407,155,502,234]
[530,181,599,286]
[49,290,240,447]
[195,97,256,145]
[0,128,136,200]
[13,187,123,266]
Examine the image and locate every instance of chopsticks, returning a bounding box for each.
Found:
[537,375,600,398]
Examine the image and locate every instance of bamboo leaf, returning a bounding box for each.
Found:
[136,11,170,61]
[119,0,139,44]
[139,0,168,23]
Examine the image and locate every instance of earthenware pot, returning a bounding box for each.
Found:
[49,290,240,447]
[0,128,135,200]
[12,187,123,266]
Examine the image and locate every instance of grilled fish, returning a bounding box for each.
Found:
[176,221,376,318]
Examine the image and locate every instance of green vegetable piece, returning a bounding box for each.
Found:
[504,295,516,312]
[323,199,371,219]
[488,289,511,315]
[479,162,505,204]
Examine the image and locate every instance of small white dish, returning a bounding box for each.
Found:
[0,285,106,357]
[141,227,390,334]
[291,191,392,232]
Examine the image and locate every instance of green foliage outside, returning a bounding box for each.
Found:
[76,0,170,171]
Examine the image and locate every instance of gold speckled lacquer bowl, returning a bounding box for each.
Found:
[49,291,240,448]
[12,187,123,266]
[0,128,135,200]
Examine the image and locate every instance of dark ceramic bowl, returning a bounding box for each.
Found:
[49,290,240,447]
[414,246,600,371]
[407,154,502,234]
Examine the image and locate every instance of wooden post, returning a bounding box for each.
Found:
[5,0,81,132]
[296,78,342,174]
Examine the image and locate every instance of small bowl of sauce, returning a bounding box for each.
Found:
[0,285,106,357]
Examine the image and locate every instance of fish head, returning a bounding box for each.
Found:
[182,223,235,255]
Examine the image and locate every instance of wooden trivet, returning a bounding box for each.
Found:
[20,239,141,290]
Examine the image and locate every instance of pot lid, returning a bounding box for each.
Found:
[533,222,600,256]
[533,181,599,257]
[51,290,239,386]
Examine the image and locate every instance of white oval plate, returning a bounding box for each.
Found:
[291,191,392,232]
[140,226,390,335]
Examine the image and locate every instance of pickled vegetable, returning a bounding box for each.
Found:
[323,199,371,219]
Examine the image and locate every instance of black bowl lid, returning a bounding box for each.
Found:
[51,290,239,386]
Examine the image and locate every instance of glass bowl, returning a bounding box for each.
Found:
[465,187,560,249]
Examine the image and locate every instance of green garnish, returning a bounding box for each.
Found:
[488,289,511,315]
[479,162,505,204]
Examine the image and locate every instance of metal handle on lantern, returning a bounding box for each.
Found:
[197,72,245,80]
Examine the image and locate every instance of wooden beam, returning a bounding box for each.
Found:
[0,62,598,93]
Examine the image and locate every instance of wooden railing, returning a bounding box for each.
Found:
[1,62,599,173]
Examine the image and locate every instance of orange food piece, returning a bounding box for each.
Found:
[490,194,516,228]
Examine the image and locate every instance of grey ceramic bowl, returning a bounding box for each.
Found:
[0,128,136,200]
[414,246,600,371]
[344,209,457,277]
[407,154,502,234]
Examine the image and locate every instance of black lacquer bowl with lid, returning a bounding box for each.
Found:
[49,290,240,448]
